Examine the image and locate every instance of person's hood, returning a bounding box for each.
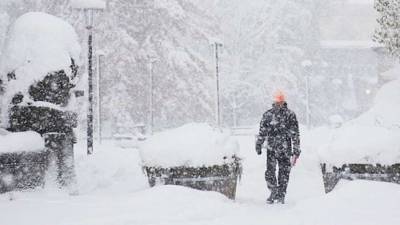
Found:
[272,101,288,109]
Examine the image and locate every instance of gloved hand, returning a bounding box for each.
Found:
[291,155,299,166]
[255,144,262,155]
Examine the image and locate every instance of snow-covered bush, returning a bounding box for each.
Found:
[0,12,81,192]
[0,12,80,128]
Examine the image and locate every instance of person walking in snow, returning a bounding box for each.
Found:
[255,91,300,204]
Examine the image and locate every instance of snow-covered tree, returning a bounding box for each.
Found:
[374,0,400,58]
[2,0,220,134]
[214,0,323,126]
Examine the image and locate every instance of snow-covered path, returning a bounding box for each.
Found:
[235,135,325,205]
[1,135,400,225]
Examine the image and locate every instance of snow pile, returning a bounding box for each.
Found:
[0,12,80,125]
[318,125,400,165]
[0,130,44,153]
[140,123,240,167]
[293,180,400,225]
[70,0,106,9]
[381,64,400,81]
[351,79,400,128]
[73,141,148,194]
[318,79,400,165]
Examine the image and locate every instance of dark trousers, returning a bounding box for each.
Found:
[265,150,291,199]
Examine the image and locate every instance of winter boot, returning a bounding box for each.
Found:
[266,189,277,204]
[276,193,285,204]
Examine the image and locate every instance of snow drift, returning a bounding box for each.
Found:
[319,79,400,165]
[139,123,240,167]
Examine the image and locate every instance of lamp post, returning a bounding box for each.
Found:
[96,51,105,144]
[147,55,158,135]
[301,60,312,129]
[212,42,223,128]
[72,0,105,155]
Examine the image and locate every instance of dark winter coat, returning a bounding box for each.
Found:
[256,102,300,156]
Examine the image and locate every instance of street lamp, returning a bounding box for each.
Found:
[147,54,158,135]
[301,60,312,129]
[96,51,105,144]
[72,0,105,155]
[212,42,223,128]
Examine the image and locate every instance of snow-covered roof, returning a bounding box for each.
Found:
[70,0,106,9]
[0,130,44,153]
[0,12,81,126]
[139,123,240,167]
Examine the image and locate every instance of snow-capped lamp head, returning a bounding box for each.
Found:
[273,90,285,103]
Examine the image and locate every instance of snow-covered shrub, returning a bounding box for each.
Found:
[0,12,80,129]
[0,12,81,192]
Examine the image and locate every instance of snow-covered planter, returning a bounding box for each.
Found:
[0,131,48,193]
[0,12,81,190]
[319,79,400,193]
[321,163,400,193]
[140,123,242,199]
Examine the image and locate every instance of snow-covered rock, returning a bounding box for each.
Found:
[0,12,81,126]
[139,123,240,167]
[0,130,44,153]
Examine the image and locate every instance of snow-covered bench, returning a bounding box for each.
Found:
[140,123,242,199]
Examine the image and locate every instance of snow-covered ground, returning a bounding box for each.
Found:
[1,131,399,225]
